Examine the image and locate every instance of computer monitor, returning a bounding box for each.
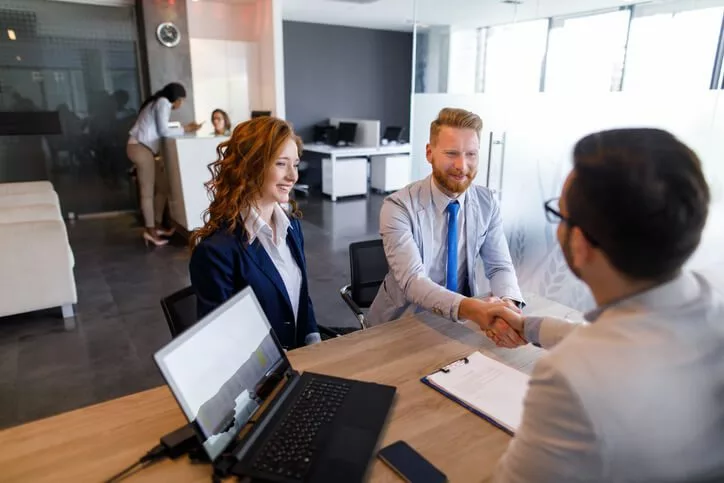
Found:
[154,287,288,461]
[251,110,272,118]
[382,126,403,143]
[313,123,334,144]
[336,122,357,146]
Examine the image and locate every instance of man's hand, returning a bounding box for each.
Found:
[459,297,526,348]
[501,298,525,333]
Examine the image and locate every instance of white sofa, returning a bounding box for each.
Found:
[0,182,77,320]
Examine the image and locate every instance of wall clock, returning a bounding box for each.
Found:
[156,22,181,48]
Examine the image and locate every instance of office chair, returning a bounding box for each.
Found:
[339,239,388,330]
[161,285,344,343]
[293,160,310,196]
[160,286,198,338]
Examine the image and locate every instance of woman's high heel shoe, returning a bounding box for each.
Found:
[143,231,169,247]
[155,226,176,238]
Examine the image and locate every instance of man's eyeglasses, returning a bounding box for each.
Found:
[543,197,599,246]
[544,198,565,224]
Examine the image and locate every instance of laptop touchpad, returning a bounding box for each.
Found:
[330,426,375,460]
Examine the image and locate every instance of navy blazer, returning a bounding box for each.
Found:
[189,217,319,350]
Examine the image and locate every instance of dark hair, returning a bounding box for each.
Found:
[567,128,709,281]
[139,82,186,113]
[211,109,231,133]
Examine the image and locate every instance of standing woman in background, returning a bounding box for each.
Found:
[189,117,321,350]
[127,82,202,246]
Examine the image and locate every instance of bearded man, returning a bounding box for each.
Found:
[366,107,524,346]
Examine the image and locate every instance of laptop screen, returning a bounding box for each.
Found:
[154,287,287,461]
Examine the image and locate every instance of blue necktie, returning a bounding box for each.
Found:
[446,201,460,292]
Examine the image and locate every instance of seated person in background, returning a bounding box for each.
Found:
[189,117,321,350]
[367,107,525,347]
[492,128,724,482]
[211,108,231,136]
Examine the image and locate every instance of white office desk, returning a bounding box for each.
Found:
[163,134,228,232]
[303,143,411,201]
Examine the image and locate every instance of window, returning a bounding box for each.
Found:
[481,19,549,93]
[447,27,479,94]
[623,7,724,91]
[544,10,631,93]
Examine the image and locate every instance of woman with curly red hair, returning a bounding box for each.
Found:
[189,116,320,349]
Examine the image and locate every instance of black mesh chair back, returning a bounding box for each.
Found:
[349,239,388,308]
[160,286,198,338]
[337,239,388,334]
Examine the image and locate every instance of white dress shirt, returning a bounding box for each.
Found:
[429,177,468,294]
[128,97,183,154]
[244,204,302,322]
[494,272,724,482]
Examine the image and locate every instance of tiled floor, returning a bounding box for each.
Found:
[0,192,384,430]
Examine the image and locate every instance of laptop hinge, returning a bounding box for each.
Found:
[229,369,300,462]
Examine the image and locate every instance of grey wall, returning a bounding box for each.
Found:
[135,0,194,123]
[283,21,413,142]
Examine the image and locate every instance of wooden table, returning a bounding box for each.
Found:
[0,295,580,482]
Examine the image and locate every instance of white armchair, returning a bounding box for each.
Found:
[0,220,77,319]
[0,182,76,321]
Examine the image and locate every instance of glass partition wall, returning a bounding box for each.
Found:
[0,0,142,216]
[411,0,724,311]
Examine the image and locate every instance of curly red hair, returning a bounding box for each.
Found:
[190,116,303,248]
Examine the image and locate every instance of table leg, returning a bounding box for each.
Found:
[331,154,337,202]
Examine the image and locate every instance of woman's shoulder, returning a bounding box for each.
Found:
[193,225,243,253]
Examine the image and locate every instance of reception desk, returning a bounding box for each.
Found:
[163,135,227,233]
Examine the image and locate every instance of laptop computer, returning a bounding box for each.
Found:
[154,286,396,482]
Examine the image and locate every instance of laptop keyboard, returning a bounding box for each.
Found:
[252,378,351,480]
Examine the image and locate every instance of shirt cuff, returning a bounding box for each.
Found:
[304,332,322,345]
[502,296,525,309]
[523,316,543,347]
[450,294,466,323]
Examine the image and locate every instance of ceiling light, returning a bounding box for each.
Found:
[8,28,16,40]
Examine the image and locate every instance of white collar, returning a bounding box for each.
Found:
[584,271,702,322]
[243,203,291,245]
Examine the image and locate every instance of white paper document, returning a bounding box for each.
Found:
[425,351,530,433]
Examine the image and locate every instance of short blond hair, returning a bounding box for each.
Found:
[429,107,483,145]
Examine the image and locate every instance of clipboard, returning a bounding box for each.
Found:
[420,351,530,435]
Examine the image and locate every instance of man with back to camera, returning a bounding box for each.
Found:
[488,128,724,482]
[367,107,525,346]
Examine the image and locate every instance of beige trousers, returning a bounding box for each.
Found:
[126,143,169,229]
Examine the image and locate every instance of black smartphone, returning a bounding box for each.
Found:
[378,441,447,483]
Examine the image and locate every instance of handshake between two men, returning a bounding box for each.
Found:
[458,297,527,349]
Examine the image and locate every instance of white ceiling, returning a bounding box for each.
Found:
[45,0,670,31]
[281,0,662,31]
[281,0,415,31]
